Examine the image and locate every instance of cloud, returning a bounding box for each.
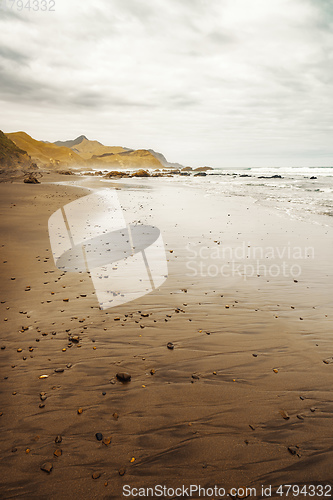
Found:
[0,0,332,166]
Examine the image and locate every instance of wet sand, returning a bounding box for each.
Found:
[0,174,332,499]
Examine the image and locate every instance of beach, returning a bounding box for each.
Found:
[0,173,332,499]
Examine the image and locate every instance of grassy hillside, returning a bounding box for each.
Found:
[88,148,164,169]
[0,130,38,180]
[71,137,129,160]
[7,131,85,168]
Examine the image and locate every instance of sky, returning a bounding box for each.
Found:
[0,0,332,168]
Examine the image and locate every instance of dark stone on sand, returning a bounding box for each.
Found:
[95,432,103,441]
[41,462,53,473]
[297,414,304,420]
[300,396,305,400]
[191,374,200,380]
[40,395,47,401]
[54,368,64,373]
[54,449,62,457]
[39,403,45,408]
[310,407,316,412]
[118,467,126,476]
[102,436,112,446]
[24,174,40,184]
[249,424,255,431]
[116,372,131,382]
[66,363,72,368]
[92,472,101,479]
[252,353,258,357]
[55,435,62,443]
[167,342,174,350]
[113,413,119,420]
[288,446,300,456]
[310,176,317,179]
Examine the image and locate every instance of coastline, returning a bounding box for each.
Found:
[0,174,332,499]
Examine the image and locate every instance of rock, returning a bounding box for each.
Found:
[77,408,83,414]
[167,342,174,350]
[116,372,131,382]
[113,412,119,420]
[288,446,300,457]
[131,169,150,177]
[102,436,112,446]
[150,369,155,375]
[41,462,53,473]
[280,410,290,420]
[39,374,48,379]
[24,174,40,184]
[191,374,200,380]
[67,363,72,368]
[297,414,304,420]
[141,313,149,317]
[310,407,316,412]
[54,368,64,373]
[39,403,45,408]
[92,472,101,479]
[95,432,103,441]
[249,424,255,431]
[55,435,62,443]
[54,449,62,457]
[273,368,279,373]
[118,467,126,476]
[40,394,47,401]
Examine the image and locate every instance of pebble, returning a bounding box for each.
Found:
[54,368,64,373]
[95,432,103,441]
[273,368,279,373]
[288,445,300,457]
[39,374,48,379]
[118,467,126,476]
[116,372,131,382]
[54,449,62,457]
[92,472,101,479]
[41,462,53,473]
[55,435,62,443]
[280,410,290,420]
[167,342,174,350]
[113,413,119,420]
[40,394,47,401]
[39,403,45,408]
[66,363,72,368]
[77,408,83,414]
[297,414,304,420]
[150,369,155,375]
[310,407,316,412]
[191,374,200,380]
[102,436,112,446]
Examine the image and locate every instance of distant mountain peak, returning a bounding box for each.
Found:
[54,135,88,148]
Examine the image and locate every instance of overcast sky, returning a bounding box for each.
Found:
[0,0,332,167]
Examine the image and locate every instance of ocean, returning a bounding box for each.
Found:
[184,166,333,227]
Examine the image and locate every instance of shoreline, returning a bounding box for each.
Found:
[0,174,332,499]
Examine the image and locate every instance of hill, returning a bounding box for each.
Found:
[88,148,164,169]
[0,130,38,180]
[7,131,85,168]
